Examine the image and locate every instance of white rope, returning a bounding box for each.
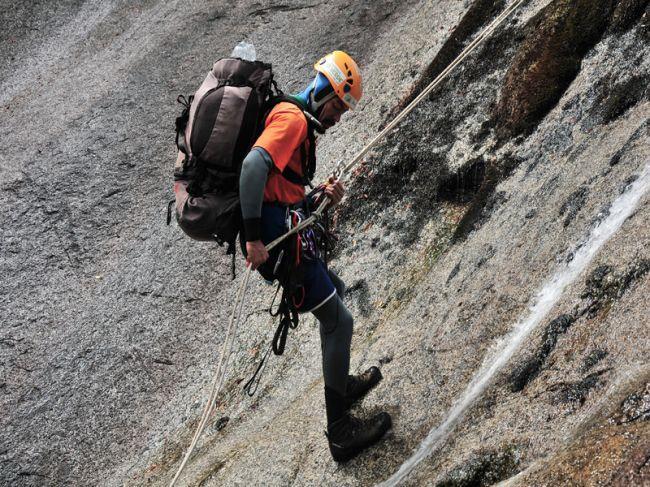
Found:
[270,0,525,250]
[169,1,525,483]
[337,0,524,177]
[170,265,252,486]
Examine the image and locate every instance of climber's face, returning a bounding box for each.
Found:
[318,97,349,130]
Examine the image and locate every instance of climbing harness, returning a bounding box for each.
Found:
[170,1,525,484]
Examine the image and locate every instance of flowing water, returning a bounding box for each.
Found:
[378,163,650,486]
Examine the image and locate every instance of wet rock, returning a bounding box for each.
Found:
[582,349,608,372]
[340,0,523,242]
[4,0,650,485]
[609,151,622,166]
[340,139,442,233]
[590,74,649,125]
[438,157,487,204]
[608,0,649,33]
[509,314,575,392]
[524,208,537,219]
[387,0,507,122]
[446,262,461,284]
[509,357,545,393]
[346,278,372,317]
[512,372,650,486]
[559,186,589,227]
[580,260,650,317]
[482,191,507,217]
[603,123,649,169]
[583,264,616,299]
[435,445,521,487]
[495,0,618,138]
[610,382,650,424]
[452,154,521,242]
[475,246,495,269]
[550,369,609,407]
[379,355,393,365]
[213,416,229,432]
[620,174,640,193]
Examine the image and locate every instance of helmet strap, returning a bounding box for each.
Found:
[310,87,336,115]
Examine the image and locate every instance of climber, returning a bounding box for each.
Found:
[239,51,392,462]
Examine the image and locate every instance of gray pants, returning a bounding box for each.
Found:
[312,270,353,396]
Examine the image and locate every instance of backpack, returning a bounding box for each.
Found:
[168,57,319,255]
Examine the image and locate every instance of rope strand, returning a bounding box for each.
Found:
[338,0,524,177]
[267,0,525,252]
[170,265,252,486]
[169,1,525,484]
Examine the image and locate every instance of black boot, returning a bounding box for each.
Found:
[325,386,392,462]
[345,366,382,408]
[327,413,392,462]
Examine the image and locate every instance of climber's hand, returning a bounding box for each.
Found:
[246,240,268,270]
[324,177,345,207]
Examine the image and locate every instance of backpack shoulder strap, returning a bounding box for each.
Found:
[262,95,319,187]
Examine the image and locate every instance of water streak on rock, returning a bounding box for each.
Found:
[378,162,650,486]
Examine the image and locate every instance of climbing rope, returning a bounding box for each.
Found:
[170,265,252,486]
[336,0,524,178]
[267,0,525,252]
[170,0,525,484]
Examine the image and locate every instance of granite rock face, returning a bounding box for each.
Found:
[1,1,648,486]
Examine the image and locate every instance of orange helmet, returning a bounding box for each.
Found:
[314,51,362,110]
